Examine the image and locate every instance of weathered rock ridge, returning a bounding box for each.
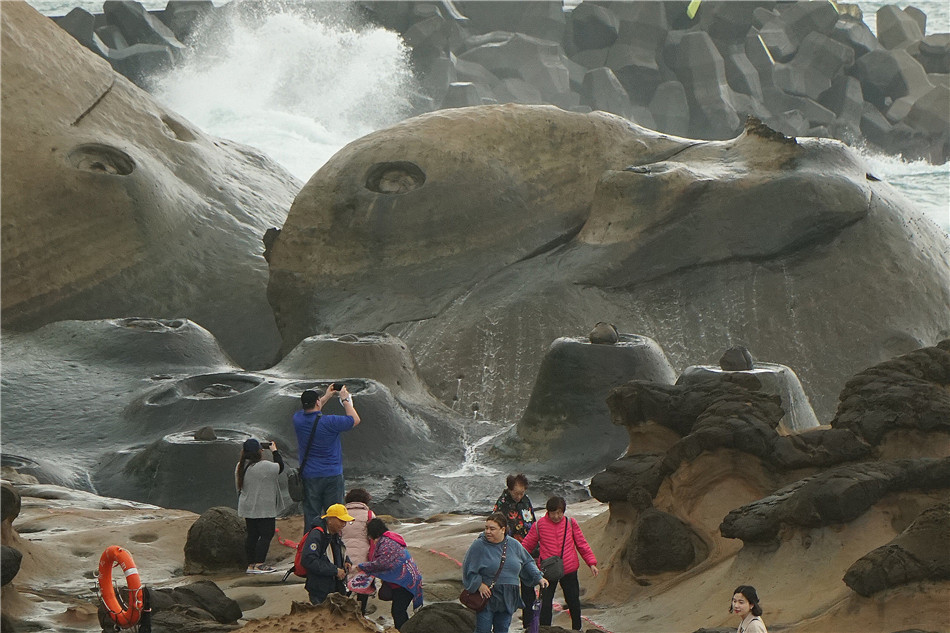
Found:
[267,104,950,421]
[1,2,300,368]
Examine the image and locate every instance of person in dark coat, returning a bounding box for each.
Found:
[492,473,537,627]
[301,503,354,604]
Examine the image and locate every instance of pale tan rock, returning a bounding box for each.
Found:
[0,2,300,368]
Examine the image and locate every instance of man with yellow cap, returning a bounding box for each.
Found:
[301,503,356,604]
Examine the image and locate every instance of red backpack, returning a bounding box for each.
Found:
[282,525,324,581]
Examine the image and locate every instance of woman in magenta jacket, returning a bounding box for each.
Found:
[521,496,599,630]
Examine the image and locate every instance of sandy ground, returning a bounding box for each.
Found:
[2,482,948,633]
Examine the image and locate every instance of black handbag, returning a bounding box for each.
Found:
[460,539,507,612]
[288,413,321,502]
[540,518,569,582]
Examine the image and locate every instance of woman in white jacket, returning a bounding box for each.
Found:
[235,438,283,574]
[341,488,375,613]
[731,585,768,633]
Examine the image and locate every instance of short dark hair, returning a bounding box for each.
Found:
[345,488,372,504]
[367,517,387,540]
[301,389,320,408]
[486,512,508,530]
[506,473,529,490]
[731,585,763,616]
[545,496,566,513]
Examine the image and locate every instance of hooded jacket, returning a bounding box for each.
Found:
[462,533,543,593]
[358,531,424,609]
[521,515,596,575]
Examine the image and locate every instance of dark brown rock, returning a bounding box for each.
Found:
[589,455,665,503]
[588,322,619,345]
[843,501,950,596]
[1,484,20,525]
[401,601,476,633]
[720,458,950,543]
[1,546,22,586]
[831,340,950,445]
[183,507,246,574]
[719,346,754,371]
[627,508,703,574]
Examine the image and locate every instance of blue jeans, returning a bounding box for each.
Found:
[475,607,513,633]
[302,474,344,530]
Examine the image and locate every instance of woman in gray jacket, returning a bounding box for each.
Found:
[236,438,284,573]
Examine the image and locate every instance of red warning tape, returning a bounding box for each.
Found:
[427,548,463,567]
[275,528,298,549]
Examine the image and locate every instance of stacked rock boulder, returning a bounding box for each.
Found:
[52,0,950,163]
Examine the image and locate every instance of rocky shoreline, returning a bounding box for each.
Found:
[2,342,948,633]
[49,0,950,164]
[2,2,949,632]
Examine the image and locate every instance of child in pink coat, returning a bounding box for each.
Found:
[521,496,599,630]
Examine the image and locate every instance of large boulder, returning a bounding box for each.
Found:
[183,507,246,574]
[627,508,704,574]
[0,3,299,369]
[0,545,22,586]
[401,601,476,633]
[267,106,950,423]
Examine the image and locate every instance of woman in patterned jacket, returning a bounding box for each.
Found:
[358,518,423,630]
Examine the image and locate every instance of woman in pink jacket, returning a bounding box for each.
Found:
[521,496,598,630]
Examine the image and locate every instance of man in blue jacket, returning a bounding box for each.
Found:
[293,385,361,531]
[302,504,355,604]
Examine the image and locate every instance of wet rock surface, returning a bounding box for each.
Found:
[2,323,473,514]
[267,105,950,424]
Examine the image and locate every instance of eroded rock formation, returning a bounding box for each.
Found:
[1,3,300,368]
[266,104,950,422]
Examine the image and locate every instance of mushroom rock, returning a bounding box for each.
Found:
[490,334,676,477]
[267,104,950,423]
[0,3,300,369]
[3,319,471,513]
[677,360,821,434]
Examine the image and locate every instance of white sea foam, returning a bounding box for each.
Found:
[150,4,418,182]
[860,149,950,232]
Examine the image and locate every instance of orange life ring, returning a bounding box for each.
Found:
[97,545,144,628]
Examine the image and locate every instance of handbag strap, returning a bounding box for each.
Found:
[488,539,508,589]
[558,517,569,557]
[298,412,322,470]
